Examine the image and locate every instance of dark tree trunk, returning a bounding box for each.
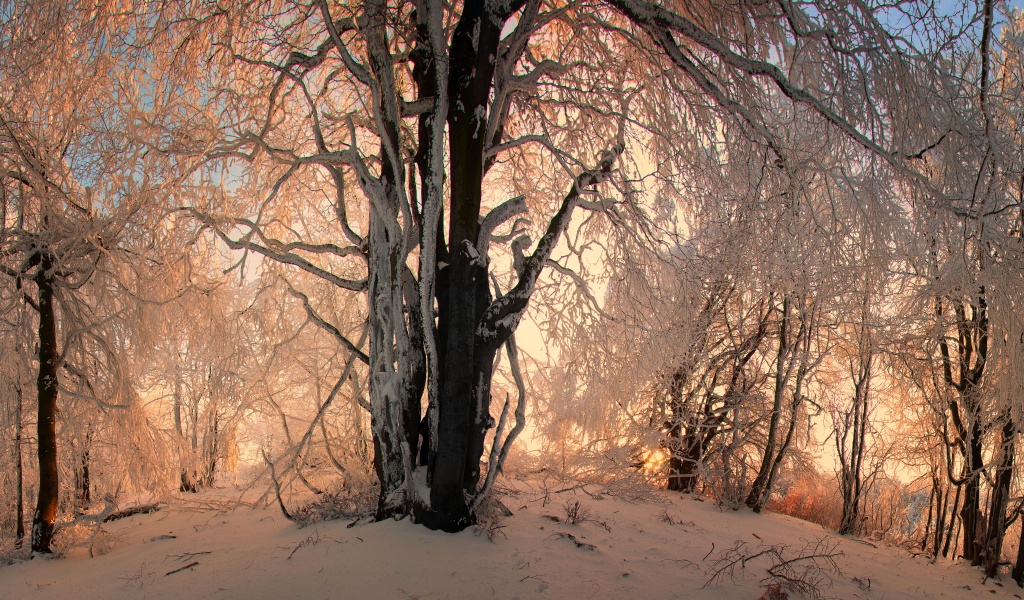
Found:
[667,434,702,493]
[932,480,947,557]
[665,368,705,493]
[935,293,987,564]
[1014,511,1024,586]
[963,430,984,563]
[427,253,490,530]
[180,471,197,493]
[32,255,58,553]
[421,0,505,533]
[838,351,871,536]
[921,483,934,552]
[982,418,1014,577]
[14,380,23,547]
[356,0,612,531]
[746,296,796,511]
[667,302,769,495]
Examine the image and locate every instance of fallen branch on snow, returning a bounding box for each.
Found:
[165,561,199,576]
[103,503,162,523]
[548,531,597,551]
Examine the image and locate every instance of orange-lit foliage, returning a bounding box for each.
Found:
[766,470,842,531]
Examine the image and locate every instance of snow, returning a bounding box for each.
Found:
[0,479,1017,599]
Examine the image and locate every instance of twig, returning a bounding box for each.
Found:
[659,557,699,569]
[704,542,716,561]
[548,531,597,551]
[165,561,199,576]
[168,551,212,560]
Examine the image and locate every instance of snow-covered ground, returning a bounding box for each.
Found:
[0,479,1018,599]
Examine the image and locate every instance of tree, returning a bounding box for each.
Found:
[0,3,185,551]
[142,0,962,532]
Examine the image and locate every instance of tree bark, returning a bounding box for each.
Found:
[32,254,58,553]
[14,379,23,547]
[982,417,1013,576]
[1013,507,1024,586]
[665,369,701,493]
[422,0,504,532]
[962,425,983,563]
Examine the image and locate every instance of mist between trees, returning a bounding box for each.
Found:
[4,0,1024,585]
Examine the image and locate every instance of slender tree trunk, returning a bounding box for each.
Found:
[32,255,58,553]
[839,353,871,536]
[746,298,791,511]
[933,481,947,557]
[173,370,197,493]
[748,295,816,512]
[935,291,988,563]
[74,427,91,515]
[204,411,218,487]
[14,380,23,547]
[921,483,934,552]
[945,482,961,558]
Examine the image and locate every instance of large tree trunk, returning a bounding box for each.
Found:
[962,426,984,563]
[667,433,702,493]
[356,0,617,531]
[982,418,1014,576]
[420,0,505,532]
[665,369,705,493]
[32,255,58,553]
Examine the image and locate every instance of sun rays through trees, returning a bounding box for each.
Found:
[10,0,1024,589]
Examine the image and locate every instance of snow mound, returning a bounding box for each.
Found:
[0,479,1014,599]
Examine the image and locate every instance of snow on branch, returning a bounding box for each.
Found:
[287,286,369,365]
[477,195,527,257]
[184,208,367,292]
[477,143,623,347]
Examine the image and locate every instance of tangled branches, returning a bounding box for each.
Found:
[703,537,843,600]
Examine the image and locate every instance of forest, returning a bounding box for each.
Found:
[6,0,1024,594]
